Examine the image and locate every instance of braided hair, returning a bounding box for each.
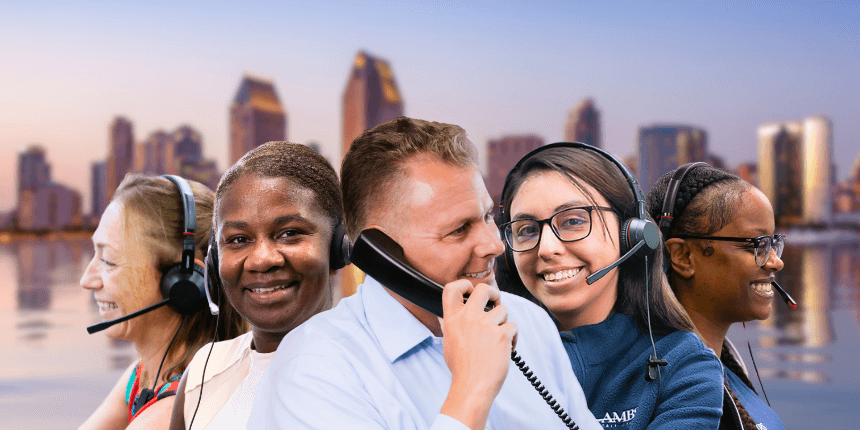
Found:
[722,343,759,430]
[645,165,750,240]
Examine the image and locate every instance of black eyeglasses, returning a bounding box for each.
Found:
[501,206,614,252]
[674,234,786,267]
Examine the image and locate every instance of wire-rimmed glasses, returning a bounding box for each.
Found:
[673,234,786,267]
[501,206,614,252]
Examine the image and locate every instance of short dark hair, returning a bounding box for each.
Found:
[340,117,477,241]
[216,142,343,229]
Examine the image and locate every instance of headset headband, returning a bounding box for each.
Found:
[500,142,646,221]
[657,162,707,237]
[162,175,196,273]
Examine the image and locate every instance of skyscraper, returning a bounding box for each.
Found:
[637,125,708,192]
[18,145,50,199]
[173,124,203,164]
[230,74,287,164]
[139,130,175,175]
[564,98,601,148]
[106,116,134,200]
[16,145,82,230]
[758,116,833,226]
[486,135,544,205]
[91,161,106,218]
[342,51,404,159]
[340,51,404,299]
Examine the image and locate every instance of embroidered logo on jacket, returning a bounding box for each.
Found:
[597,407,637,426]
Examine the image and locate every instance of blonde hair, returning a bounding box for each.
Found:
[112,174,246,382]
[341,116,477,240]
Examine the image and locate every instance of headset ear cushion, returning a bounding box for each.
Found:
[329,223,350,271]
[620,218,660,258]
[160,263,207,315]
[620,218,634,255]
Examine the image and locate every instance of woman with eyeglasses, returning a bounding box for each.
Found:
[646,164,786,430]
[496,144,723,429]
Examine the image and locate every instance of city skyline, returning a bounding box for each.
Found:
[1,1,857,212]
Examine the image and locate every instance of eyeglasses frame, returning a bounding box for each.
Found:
[672,233,786,267]
[501,205,615,252]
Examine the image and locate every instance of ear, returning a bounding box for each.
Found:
[194,257,205,269]
[665,238,694,279]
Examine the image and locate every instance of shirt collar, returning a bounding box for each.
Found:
[362,276,436,363]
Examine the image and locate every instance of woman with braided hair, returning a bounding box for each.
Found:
[646,164,786,430]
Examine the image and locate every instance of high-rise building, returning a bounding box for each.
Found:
[229,75,287,164]
[106,116,134,201]
[735,162,758,187]
[16,145,82,230]
[91,161,106,218]
[340,51,405,299]
[564,98,601,148]
[139,130,175,175]
[174,124,203,164]
[18,146,50,199]
[342,51,404,159]
[486,135,544,205]
[26,184,82,230]
[637,125,708,192]
[758,116,833,226]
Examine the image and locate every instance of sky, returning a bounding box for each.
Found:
[1,0,858,212]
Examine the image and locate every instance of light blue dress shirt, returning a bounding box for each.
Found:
[247,276,600,430]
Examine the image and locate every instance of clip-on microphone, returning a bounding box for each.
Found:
[87,298,172,334]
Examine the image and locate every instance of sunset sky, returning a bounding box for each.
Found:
[2,1,857,212]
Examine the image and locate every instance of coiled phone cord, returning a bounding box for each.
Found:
[511,350,580,430]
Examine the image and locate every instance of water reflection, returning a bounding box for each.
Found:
[762,246,835,347]
[0,238,857,428]
[0,237,135,381]
[733,242,860,387]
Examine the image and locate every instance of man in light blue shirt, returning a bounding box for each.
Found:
[247,117,600,430]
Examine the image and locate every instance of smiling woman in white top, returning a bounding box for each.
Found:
[168,142,346,430]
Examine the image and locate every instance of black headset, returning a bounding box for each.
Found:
[203,218,351,316]
[160,175,208,316]
[499,142,660,287]
[498,142,666,382]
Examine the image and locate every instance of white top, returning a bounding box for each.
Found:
[248,276,601,430]
[183,331,274,430]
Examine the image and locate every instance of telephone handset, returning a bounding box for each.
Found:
[350,228,580,430]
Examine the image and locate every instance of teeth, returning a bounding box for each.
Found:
[251,285,289,294]
[752,283,773,293]
[463,268,492,279]
[542,268,581,282]
[97,301,118,311]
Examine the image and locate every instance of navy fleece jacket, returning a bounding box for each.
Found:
[561,313,723,429]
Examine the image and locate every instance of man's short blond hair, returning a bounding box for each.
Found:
[341,116,478,241]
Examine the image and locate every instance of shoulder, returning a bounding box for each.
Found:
[658,330,720,367]
[272,294,369,367]
[185,331,253,391]
[656,330,723,400]
[500,291,555,329]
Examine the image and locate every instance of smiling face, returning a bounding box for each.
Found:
[216,174,333,351]
[80,201,166,342]
[377,155,503,289]
[686,187,784,325]
[509,170,621,330]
